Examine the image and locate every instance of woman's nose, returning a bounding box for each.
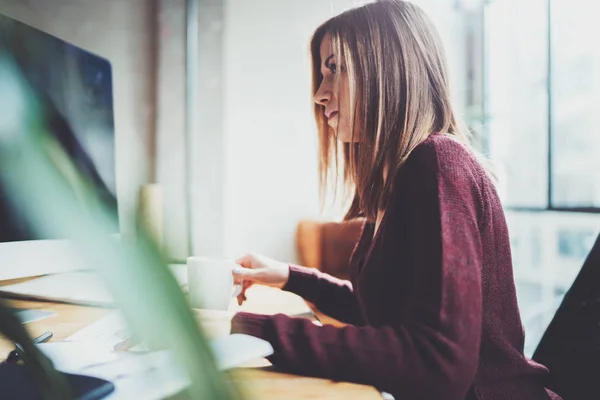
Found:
[314,83,332,106]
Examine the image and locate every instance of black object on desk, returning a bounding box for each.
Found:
[1,330,114,399]
[0,362,115,400]
[6,331,53,364]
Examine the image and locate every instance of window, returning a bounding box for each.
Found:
[483,0,600,211]
[479,0,600,355]
[484,0,549,208]
[505,211,600,355]
[551,0,600,207]
[557,229,598,259]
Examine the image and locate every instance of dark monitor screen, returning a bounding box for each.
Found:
[0,14,117,242]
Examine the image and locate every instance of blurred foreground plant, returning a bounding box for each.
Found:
[0,45,240,399]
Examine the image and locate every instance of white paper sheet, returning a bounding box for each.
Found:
[64,311,274,369]
[36,342,120,371]
[37,344,189,400]
[38,332,273,400]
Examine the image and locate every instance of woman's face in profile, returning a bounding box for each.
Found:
[313,34,356,143]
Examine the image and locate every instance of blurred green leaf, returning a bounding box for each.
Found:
[0,47,240,400]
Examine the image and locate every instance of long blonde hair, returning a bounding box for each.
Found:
[311,0,473,221]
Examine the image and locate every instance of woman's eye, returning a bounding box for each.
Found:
[328,63,337,73]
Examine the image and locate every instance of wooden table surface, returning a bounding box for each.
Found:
[0,284,381,400]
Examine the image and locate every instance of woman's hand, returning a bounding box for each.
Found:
[232,253,290,305]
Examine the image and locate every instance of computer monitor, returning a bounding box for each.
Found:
[0,13,118,280]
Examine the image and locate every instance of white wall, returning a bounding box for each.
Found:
[223,0,351,262]
[0,0,156,239]
[155,0,189,259]
[221,0,468,263]
[189,0,227,259]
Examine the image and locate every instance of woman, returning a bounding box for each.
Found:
[231,1,561,399]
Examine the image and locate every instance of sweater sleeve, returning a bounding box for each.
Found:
[231,143,484,400]
[281,264,365,325]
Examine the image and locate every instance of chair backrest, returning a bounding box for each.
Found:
[296,219,364,279]
[532,232,600,400]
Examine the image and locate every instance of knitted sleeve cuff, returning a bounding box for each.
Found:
[230,311,272,339]
[281,264,316,295]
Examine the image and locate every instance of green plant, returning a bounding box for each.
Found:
[0,43,240,400]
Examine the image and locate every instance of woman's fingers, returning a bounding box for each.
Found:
[233,269,246,284]
[233,264,259,287]
[235,254,254,269]
[233,265,260,279]
[234,280,253,305]
[237,289,247,305]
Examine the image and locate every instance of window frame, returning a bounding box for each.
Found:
[478,0,600,214]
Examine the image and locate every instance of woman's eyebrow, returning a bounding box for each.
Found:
[324,54,335,68]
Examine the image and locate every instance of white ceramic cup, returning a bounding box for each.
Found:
[187,256,242,310]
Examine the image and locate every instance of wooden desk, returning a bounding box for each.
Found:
[0,285,381,400]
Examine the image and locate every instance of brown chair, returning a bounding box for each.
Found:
[295,218,365,280]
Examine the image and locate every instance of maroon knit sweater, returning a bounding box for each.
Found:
[231,134,561,400]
